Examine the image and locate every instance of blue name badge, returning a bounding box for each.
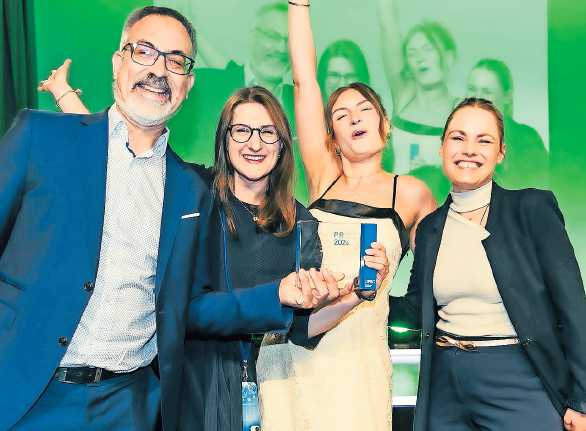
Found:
[242,381,261,431]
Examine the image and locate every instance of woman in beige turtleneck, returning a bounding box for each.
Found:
[391,97,586,431]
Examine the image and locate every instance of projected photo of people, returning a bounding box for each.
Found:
[159,0,550,202]
[466,59,549,189]
[379,1,457,181]
[378,0,549,199]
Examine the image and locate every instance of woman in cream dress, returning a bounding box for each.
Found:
[256,1,436,430]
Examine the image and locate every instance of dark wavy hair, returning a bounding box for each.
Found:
[317,40,370,98]
[213,86,296,237]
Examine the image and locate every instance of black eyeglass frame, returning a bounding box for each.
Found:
[121,42,195,75]
[228,124,281,145]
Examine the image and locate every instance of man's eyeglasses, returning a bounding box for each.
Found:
[121,42,195,75]
[228,124,280,145]
[254,27,288,45]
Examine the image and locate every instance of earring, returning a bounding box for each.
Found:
[335,147,341,156]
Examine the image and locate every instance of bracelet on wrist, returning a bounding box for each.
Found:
[355,289,377,302]
[288,0,310,7]
[55,88,82,110]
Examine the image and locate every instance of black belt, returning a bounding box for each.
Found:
[55,366,120,384]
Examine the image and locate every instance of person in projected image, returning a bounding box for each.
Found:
[317,39,371,101]
[176,2,291,149]
[391,97,586,431]
[378,0,455,201]
[466,58,549,189]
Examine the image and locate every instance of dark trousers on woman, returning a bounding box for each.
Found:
[12,366,161,431]
[428,344,562,431]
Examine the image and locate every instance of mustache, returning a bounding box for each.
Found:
[265,50,288,62]
[133,73,172,97]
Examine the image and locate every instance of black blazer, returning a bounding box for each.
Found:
[391,182,586,431]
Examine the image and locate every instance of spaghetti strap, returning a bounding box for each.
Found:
[316,176,341,202]
[392,175,399,209]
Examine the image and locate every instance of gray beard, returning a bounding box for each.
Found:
[113,81,175,128]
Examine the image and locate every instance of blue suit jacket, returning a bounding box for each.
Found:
[0,110,295,430]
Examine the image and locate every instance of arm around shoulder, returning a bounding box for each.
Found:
[389,218,431,330]
[185,190,295,337]
[187,280,294,337]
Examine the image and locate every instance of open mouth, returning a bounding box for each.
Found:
[455,160,482,169]
[242,154,266,163]
[351,129,368,139]
[134,82,171,102]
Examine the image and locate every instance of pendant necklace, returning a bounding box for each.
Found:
[451,203,490,225]
[239,199,259,223]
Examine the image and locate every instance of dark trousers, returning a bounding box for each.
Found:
[12,366,161,431]
[428,344,562,431]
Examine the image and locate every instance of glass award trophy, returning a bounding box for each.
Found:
[295,220,377,290]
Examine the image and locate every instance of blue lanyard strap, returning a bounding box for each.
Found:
[219,210,255,366]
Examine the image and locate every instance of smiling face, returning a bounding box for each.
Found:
[440,106,505,192]
[227,102,282,189]
[330,88,387,162]
[112,14,194,128]
[406,31,445,89]
[250,8,289,85]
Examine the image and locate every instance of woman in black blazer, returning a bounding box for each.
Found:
[391,98,586,431]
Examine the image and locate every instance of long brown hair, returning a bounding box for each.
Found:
[213,86,296,237]
[324,82,390,153]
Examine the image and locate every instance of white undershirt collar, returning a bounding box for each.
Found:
[450,181,492,213]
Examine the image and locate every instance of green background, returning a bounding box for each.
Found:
[34,0,585,286]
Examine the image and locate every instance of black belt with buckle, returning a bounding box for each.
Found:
[55,366,119,384]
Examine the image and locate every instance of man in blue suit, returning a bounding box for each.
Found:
[0,6,336,430]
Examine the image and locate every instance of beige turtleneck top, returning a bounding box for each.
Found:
[433,181,517,337]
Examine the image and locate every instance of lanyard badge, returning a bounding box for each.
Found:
[242,360,261,431]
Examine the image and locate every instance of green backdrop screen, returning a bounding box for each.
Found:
[34,0,585,289]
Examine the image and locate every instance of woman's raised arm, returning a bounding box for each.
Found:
[289,1,339,200]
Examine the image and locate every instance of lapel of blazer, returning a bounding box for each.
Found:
[77,111,109,274]
[418,196,451,326]
[482,182,513,297]
[155,150,192,296]
[424,197,451,287]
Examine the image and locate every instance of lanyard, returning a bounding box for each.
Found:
[219,210,254,376]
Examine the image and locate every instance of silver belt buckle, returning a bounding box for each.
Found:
[261,332,288,346]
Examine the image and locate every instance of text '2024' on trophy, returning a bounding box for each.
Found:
[295,220,377,291]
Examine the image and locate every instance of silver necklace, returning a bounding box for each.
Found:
[238,199,259,223]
